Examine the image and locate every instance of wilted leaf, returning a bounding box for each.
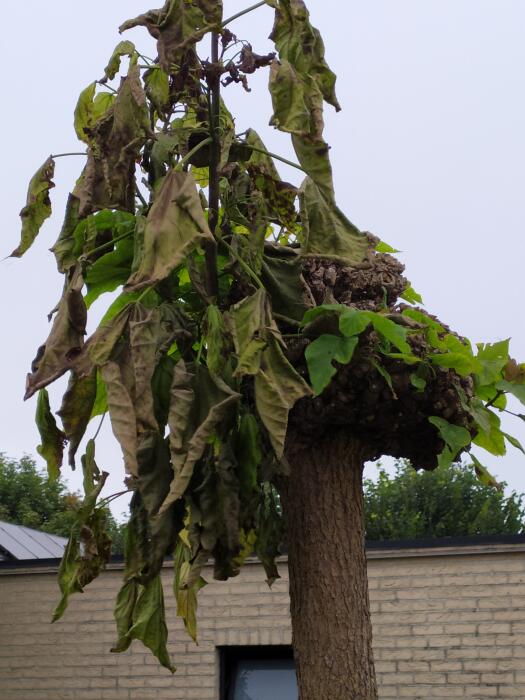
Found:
[74,65,151,217]
[87,303,135,366]
[470,453,501,490]
[255,335,311,456]
[11,157,55,258]
[255,482,283,585]
[126,576,175,672]
[305,333,358,396]
[25,268,87,399]
[120,0,222,73]
[101,361,139,479]
[204,305,229,375]
[103,40,137,81]
[144,67,170,116]
[111,579,139,653]
[74,82,115,144]
[261,247,310,322]
[299,177,368,264]
[160,364,240,510]
[58,369,97,468]
[36,389,66,480]
[173,537,206,642]
[227,288,270,376]
[51,194,81,273]
[125,171,214,292]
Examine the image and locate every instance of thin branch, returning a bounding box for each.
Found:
[135,185,148,208]
[175,136,213,171]
[51,152,87,159]
[222,1,267,27]
[79,228,134,262]
[240,143,306,173]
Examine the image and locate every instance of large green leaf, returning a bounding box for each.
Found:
[125,171,214,292]
[84,237,135,307]
[473,409,506,456]
[299,177,368,264]
[475,340,510,386]
[126,576,175,672]
[36,389,66,480]
[305,333,359,396]
[429,416,472,469]
[11,157,55,258]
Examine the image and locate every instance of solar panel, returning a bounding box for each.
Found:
[0,521,67,560]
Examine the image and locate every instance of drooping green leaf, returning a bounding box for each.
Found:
[11,157,55,258]
[101,361,139,479]
[87,303,135,366]
[160,364,240,510]
[370,359,397,398]
[299,177,368,264]
[429,416,472,469]
[36,389,66,480]
[58,369,97,468]
[74,82,115,144]
[103,40,137,81]
[261,247,310,322]
[111,579,139,653]
[144,66,170,116]
[51,194,81,273]
[173,536,206,642]
[127,576,175,672]
[305,334,358,396]
[204,305,229,375]
[90,369,108,419]
[473,409,506,456]
[255,335,311,456]
[255,482,283,585]
[227,288,270,377]
[235,413,262,496]
[125,171,214,292]
[503,432,525,455]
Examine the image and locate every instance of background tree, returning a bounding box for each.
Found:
[11,1,525,698]
[0,453,125,553]
[364,460,525,541]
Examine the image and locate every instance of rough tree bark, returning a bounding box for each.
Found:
[281,432,377,700]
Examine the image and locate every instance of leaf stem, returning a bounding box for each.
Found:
[222,1,267,27]
[175,136,213,171]
[93,412,106,441]
[80,229,134,262]
[219,236,264,290]
[51,152,87,159]
[240,143,306,173]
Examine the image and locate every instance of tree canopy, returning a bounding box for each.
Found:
[0,453,124,552]
[364,460,525,541]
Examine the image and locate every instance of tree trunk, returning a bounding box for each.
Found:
[280,433,377,700]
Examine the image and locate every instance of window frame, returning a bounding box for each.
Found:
[220,645,295,700]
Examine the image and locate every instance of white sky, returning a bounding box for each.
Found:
[1,1,525,516]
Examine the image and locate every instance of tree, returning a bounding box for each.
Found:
[0,453,125,553]
[11,1,525,697]
[364,461,525,541]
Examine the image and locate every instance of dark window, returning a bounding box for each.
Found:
[221,646,298,700]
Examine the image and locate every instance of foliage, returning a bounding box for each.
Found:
[13,0,525,672]
[364,460,525,541]
[0,453,124,552]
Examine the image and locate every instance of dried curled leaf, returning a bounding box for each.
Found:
[25,267,87,400]
[36,389,66,480]
[74,65,151,217]
[103,40,137,81]
[120,0,222,73]
[11,157,55,258]
[125,171,214,292]
[58,368,97,468]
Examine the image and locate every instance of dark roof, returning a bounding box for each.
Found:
[0,521,68,561]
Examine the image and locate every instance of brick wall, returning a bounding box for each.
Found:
[1,541,524,699]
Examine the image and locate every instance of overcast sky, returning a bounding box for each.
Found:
[1,1,525,515]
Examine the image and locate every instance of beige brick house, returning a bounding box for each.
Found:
[1,535,525,699]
